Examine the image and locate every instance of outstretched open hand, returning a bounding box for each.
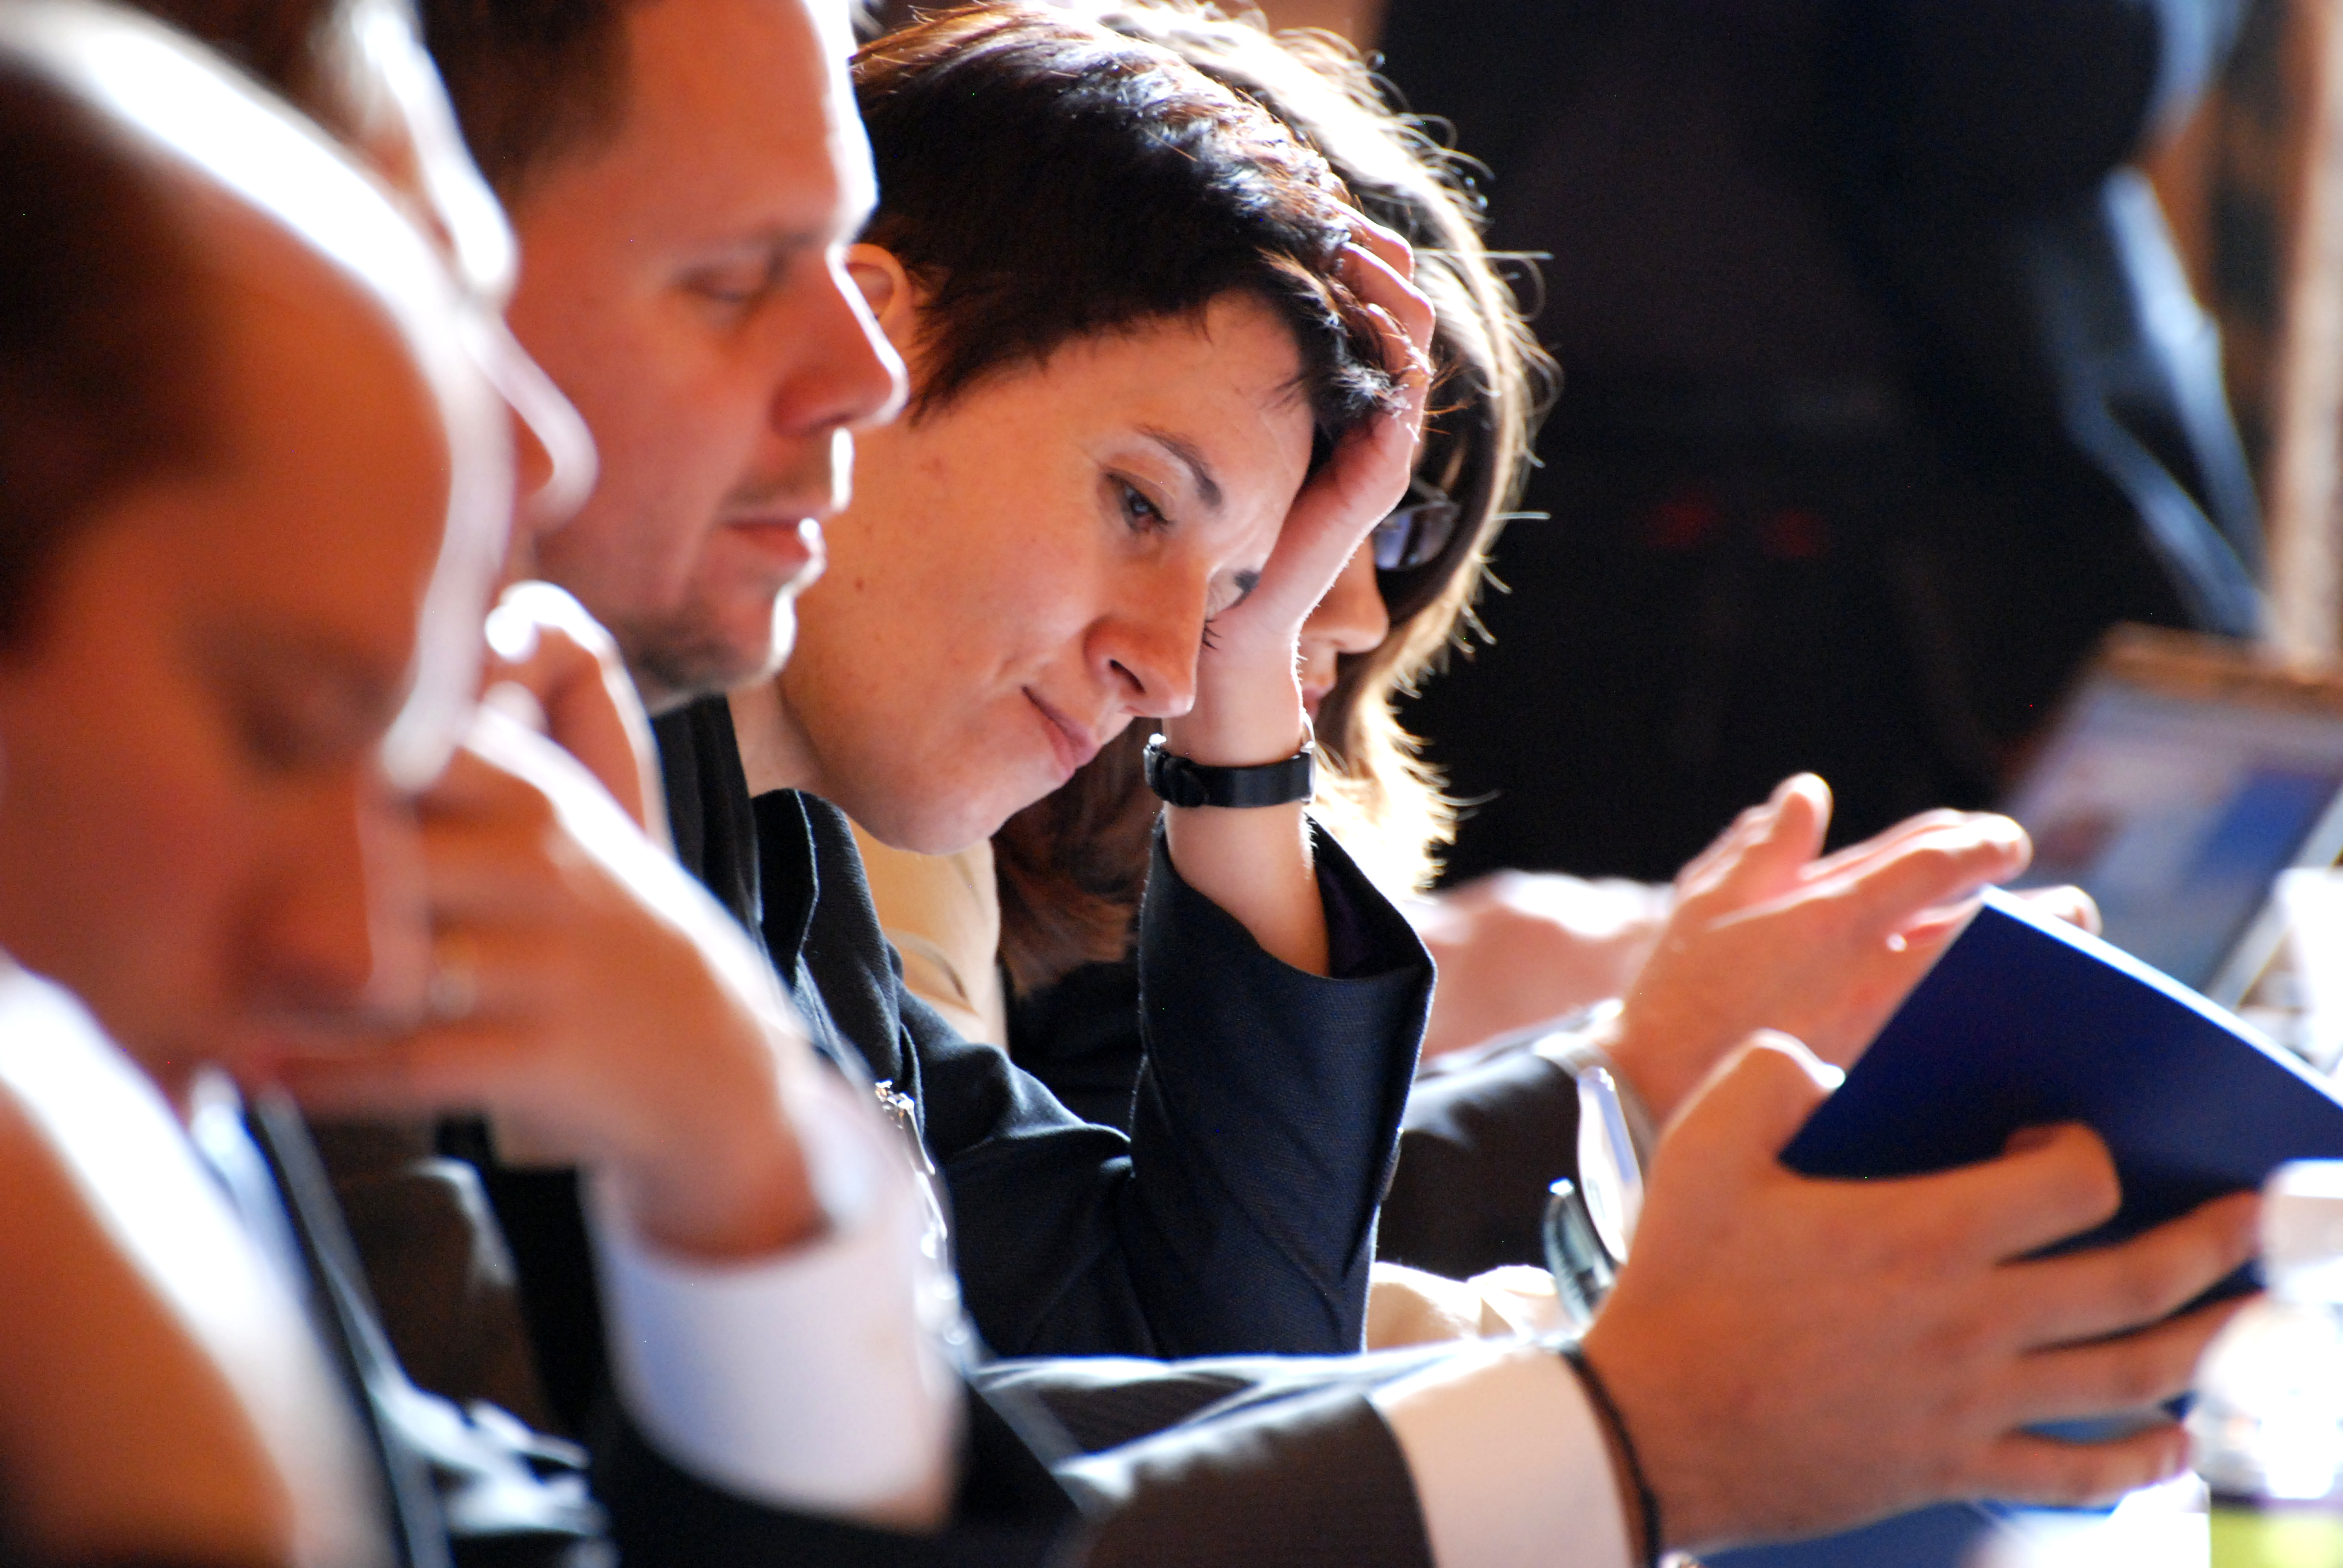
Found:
[1601,774,2070,1126]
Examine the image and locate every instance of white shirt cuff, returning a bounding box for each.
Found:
[1371,1338,1635,1568]
[588,1065,962,1530]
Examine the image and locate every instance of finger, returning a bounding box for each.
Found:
[486,592,663,835]
[418,814,572,921]
[1701,774,1831,906]
[2013,884,2102,936]
[362,916,551,1027]
[1878,901,1978,964]
[2006,1295,2255,1423]
[1800,807,1998,884]
[412,743,520,822]
[1672,779,1803,893]
[269,1021,547,1118]
[415,728,600,832]
[1347,214,1415,280]
[1967,1422,2191,1511]
[488,581,621,670]
[1902,1123,2120,1262]
[1801,815,2027,903]
[2002,1191,2260,1347]
[1340,243,1435,376]
[1660,1031,1836,1174]
[1789,819,2030,946]
[1341,238,1429,333]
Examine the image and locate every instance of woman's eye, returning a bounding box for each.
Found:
[1117,479,1170,535]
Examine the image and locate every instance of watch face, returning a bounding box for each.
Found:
[1576,1065,1645,1265]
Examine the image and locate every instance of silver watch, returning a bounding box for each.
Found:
[1527,1002,1654,1331]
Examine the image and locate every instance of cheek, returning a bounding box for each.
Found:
[0,667,248,1035]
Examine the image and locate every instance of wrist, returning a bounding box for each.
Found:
[1564,1335,1668,1564]
[1161,653,1306,767]
[619,1126,824,1262]
[1598,1005,1703,1132]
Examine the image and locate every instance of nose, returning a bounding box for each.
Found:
[772,253,910,451]
[1092,573,1208,721]
[1305,544,1391,657]
[251,779,422,1024]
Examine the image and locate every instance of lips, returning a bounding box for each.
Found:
[723,515,826,590]
[1026,689,1105,780]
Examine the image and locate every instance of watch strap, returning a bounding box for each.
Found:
[1142,733,1316,809]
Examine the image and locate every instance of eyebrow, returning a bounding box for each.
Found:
[1141,426,1224,513]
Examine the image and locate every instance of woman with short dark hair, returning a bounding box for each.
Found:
[716,0,1447,1362]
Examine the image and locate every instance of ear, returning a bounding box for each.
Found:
[845,243,921,353]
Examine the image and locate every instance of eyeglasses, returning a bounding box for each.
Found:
[1372,479,1464,573]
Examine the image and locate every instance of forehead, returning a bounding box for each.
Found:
[595,0,868,238]
[1028,296,1310,460]
[188,220,452,673]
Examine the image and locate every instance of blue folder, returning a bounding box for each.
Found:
[1781,886,2343,1240]
[1708,887,2343,1568]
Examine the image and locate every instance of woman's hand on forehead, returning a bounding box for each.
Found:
[1185,218,1432,671]
[1150,216,1432,979]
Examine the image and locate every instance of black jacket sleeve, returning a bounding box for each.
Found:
[599,1356,1444,1568]
[798,802,1430,1361]
[1377,1046,1582,1279]
[595,1390,1080,1568]
[1066,1385,1434,1568]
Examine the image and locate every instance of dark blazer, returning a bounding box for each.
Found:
[669,696,1434,1362]
[310,1084,1440,1568]
[300,1040,1437,1568]
[1011,955,1585,1280]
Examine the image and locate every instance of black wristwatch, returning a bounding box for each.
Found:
[1142,733,1316,809]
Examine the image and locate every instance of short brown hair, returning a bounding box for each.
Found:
[854,4,1398,460]
[415,0,638,197]
[0,56,215,648]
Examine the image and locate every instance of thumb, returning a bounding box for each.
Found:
[1663,1030,1840,1176]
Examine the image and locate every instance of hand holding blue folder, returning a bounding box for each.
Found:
[1780,887,2343,1258]
[1709,889,2343,1568]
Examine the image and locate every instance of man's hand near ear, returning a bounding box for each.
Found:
[480,581,667,840]
[1577,1034,2258,1555]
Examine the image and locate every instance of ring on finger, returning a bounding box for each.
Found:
[427,930,482,1022]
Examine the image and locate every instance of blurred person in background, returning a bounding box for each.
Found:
[1276,0,2267,886]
